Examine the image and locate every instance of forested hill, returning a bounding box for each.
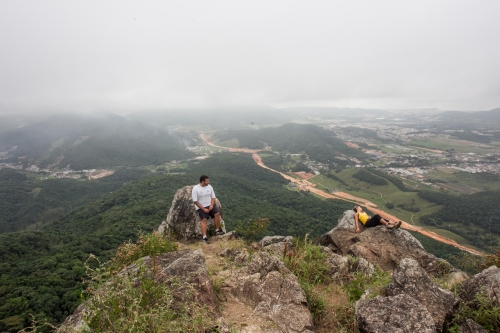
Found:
[0,153,354,332]
[418,190,500,252]
[0,168,151,234]
[0,113,194,169]
[436,108,500,121]
[212,123,368,165]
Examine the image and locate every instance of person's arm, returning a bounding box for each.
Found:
[209,187,216,210]
[354,213,360,233]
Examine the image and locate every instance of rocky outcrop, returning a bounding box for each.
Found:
[59,249,218,331]
[386,258,459,332]
[319,210,455,277]
[458,265,500,306]
[259,235,293,248]
[356,294,437,333]
[158,185,226,242]
[221,252,313,333]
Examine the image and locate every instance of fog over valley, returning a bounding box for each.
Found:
[1,0,500,114]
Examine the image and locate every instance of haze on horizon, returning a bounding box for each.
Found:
[1,0,499,115]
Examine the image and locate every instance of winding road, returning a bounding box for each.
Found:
[200,134,483,256]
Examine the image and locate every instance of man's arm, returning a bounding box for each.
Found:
[194,201,205,210]
[354,213,360,233]
[209,186,216,210]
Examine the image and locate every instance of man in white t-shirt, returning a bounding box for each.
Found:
[192,174,224,244]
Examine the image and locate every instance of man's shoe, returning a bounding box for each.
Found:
[203,237,210,244]
[215,229,225,236]
[395,221,402,229]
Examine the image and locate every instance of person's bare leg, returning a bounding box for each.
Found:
[382,218,396,228]
[201,218,207,237]
[214,212,221,230]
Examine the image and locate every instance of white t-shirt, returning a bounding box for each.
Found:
[192,184,216,210]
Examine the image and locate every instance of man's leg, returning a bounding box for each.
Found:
[214,212,221,230]
[201,218,208,237]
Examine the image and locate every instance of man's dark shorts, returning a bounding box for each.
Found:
[197,204,220,219]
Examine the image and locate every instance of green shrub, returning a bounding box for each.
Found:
[283,236,331,321]
[343,265,391,302]
[109,232,178,272]
[482,247,500,269]
[285,237,330,285]
[235,218,270,243]
[448,293,500,333]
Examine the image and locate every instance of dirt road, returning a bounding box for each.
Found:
[201,134,483,255]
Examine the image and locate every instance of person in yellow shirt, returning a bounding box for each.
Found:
[353,206,401,233]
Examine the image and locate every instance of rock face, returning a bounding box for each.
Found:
[222,252,313,333]
[356,294,437,333]
[386,258,459,332]
[59,249,217,331]
[459,319,488,333]
[458,265,500,306]
[158,185,226,241]
[319,210,455,277]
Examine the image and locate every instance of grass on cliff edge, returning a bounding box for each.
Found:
[283,236,391,333]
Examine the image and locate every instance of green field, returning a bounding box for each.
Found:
[410,134,500,154]
[424,168,500,193]
[214,137,240,148]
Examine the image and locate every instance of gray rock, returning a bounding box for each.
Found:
[350,257,375,276]
[333,209,359,230]
[259,235,293,247]
[261,236,294,259]
[319,210,456,277]
[222,252,313,333]
[445,271,469,288]
[356,294,437,333]
[459,319,488,333]
[218,248,232,257]
[320,247,350,281]
[386,258,459,333]
[158,185,226,242]
[459,265,500,306]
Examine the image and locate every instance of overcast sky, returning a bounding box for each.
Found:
[1,1,499,114]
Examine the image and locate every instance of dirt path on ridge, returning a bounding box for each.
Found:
[200,134,483,256]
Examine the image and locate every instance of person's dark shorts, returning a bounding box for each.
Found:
[365,214,382,227]
[197,204,220,219]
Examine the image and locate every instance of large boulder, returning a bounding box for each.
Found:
[356,294,437,333]
[319,210,455,277]
[59,249,218,331]
[221,252,313,333]
[458,265,500,306]
[158,185,226,242]
[386,258,459,332]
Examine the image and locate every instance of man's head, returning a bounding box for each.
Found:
[199,175,209,186]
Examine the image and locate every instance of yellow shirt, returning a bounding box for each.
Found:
[358,212,369,224]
